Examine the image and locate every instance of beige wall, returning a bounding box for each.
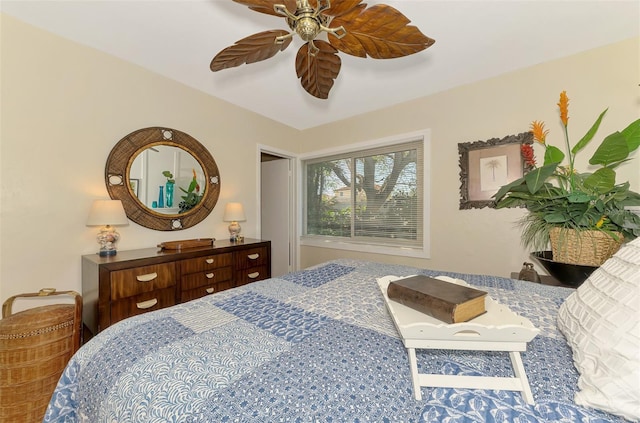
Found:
[298,37,640,276]
[2,13,638,306]
[0,15,299,305]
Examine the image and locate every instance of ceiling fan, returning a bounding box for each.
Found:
[210,0,435,99]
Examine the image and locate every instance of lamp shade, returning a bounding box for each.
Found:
[223,202,246,222]
[86,200,129,227]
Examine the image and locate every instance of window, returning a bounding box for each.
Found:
[301,134,429,258]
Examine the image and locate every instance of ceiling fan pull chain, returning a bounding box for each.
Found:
[308,41,319,57]
[306,43,312,87]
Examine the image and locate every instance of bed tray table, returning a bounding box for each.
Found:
[378,275,540,404]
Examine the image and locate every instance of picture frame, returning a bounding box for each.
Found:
[129,178,139,197]
[458,131,533,209]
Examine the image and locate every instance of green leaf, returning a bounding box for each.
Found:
[621,118,640,153]
[543,146,564,165]
[493,177,525,202]
[571,109,607,155]
[544,211,570,223]
[494,196,523,209]
[567,191,592,203]
[617,193,640,206]
[589,131,629,166]
[584,167,616,193]
[524,163,557,193]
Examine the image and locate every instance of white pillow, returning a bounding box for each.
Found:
[557,237,640,421]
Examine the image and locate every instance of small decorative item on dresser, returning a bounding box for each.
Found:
[223,202,246,242]
[158,238,215,250]
[86,199,129,256]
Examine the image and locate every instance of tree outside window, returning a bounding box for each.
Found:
[304,140,422,246]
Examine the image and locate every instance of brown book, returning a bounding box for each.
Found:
[387,275,487,324]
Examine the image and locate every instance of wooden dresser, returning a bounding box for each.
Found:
[82,239,270,337]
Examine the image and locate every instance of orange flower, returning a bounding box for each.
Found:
[192,168,200,193]
[558,91,569,126]
[530,120,549,144]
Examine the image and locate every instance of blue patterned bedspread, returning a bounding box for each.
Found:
[44,259,625,422]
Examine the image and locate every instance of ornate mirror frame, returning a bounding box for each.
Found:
[458,131,533,210]
[105,127,221,231]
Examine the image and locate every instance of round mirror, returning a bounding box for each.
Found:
[105,127,221,231]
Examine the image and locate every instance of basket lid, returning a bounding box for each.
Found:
[0,304,75,338]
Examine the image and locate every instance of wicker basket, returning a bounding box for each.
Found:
[0,289,82,423]
[549,227,623,266]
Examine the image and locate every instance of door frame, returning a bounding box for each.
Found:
[257,144,298,272]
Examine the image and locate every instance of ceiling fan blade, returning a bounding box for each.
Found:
[232,0,297,17]
[295,41,341,99]
[308,0,363,17]
[328,4,435,59]
[210,30,292,72]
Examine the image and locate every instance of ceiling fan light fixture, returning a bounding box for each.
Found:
[295,17,321,41]
[210,0,435,99]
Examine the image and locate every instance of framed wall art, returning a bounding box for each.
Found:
[458,131,533,209]
[129,178,139,197]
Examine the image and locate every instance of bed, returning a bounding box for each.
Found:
[44,256,639,422]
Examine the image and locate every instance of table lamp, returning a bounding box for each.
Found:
[86,199,129,256]
[223,202,246,242]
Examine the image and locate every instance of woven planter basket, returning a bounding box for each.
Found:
[0,289,81,423]
[549,227,623,266]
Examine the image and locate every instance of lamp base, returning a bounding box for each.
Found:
[96,225,120,258]
[228,221,241,242]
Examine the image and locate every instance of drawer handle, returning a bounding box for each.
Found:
[205,258,214,264]
[206,273,214,279]
[136,298,158,309]
[248,272,260,279]
[248,253,259,260]
[136,272,158,282]
[205,287,215,294]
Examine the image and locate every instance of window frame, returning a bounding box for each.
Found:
[299,130,430,259]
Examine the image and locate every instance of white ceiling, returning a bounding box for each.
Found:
[1,1,638,130]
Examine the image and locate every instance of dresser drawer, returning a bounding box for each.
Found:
[235,247,269,269]
[180,280,233,303]
[181,266,233,291]
[110,286,176,325]
[180,253,232,274]
[236,265,269,286]
[110,263,176,300]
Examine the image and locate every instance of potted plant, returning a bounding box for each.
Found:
[494,91,640,266]
[178,169,204,213]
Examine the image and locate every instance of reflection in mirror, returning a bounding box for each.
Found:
[129,145,205,216]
